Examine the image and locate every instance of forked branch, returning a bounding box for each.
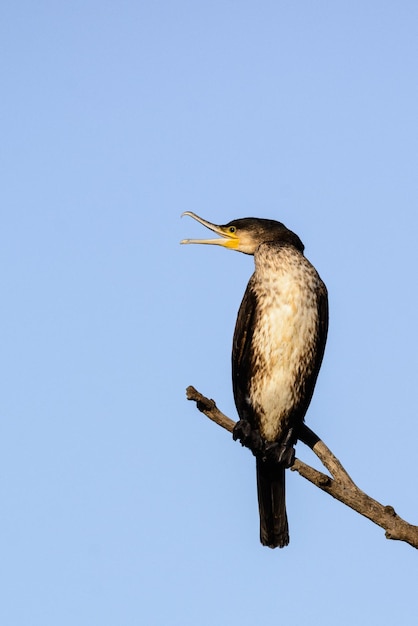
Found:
[186,385,418,550]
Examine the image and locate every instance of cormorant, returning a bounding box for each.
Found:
[181,212,328,548]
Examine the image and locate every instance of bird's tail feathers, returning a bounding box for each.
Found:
[256,457,289,549]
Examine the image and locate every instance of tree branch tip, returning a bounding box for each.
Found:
[185,386,217,412]
[185,385,198,400]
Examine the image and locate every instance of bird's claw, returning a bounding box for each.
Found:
[233,420,263,456]
[233,419,251,442]
[263,442,295,467]
[233,421,296,466]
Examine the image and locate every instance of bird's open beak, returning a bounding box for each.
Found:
[180,211,239,249]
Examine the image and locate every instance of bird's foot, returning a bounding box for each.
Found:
[263,442,295,468]
[233,421,296,465]
[233,420,263,456]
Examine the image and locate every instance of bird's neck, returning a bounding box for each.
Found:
[254,242,303,274]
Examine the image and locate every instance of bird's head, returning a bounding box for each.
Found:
[180,212,304,255]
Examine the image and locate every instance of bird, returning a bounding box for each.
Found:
[181,211,328,548]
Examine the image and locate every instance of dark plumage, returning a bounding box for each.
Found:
[182,212,328,548]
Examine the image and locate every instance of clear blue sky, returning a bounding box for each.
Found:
[1,1,418,624]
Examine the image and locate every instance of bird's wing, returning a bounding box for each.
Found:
[232,277,258,423]
[315,281,329,376]
[293,278,329,422]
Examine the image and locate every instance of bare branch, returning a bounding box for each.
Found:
[185,386,418,550]
[186,386,235,433]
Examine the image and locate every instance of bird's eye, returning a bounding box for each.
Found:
[229,226,236,233]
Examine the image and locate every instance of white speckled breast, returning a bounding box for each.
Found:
[249,243,322,441]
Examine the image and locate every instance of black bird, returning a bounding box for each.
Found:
[181,212,328,548]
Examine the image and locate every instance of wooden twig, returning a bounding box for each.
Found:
[185,385,418,549]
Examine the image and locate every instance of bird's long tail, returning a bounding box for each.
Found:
[256,457,289,548]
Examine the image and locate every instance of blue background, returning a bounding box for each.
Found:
[1,2,417,624]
